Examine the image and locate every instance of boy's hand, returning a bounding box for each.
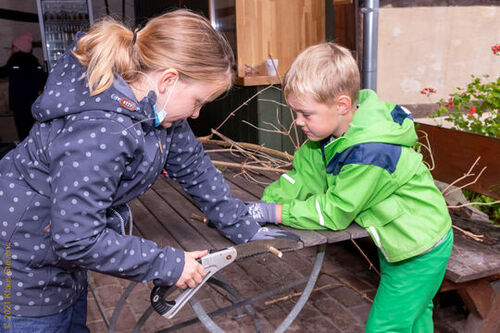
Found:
[246,201,278,225]
[249,227,300,242]
[175,250,208,289]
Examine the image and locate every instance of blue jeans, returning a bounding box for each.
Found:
[0,288,89,333]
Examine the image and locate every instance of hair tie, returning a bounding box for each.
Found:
[131,31,138,46]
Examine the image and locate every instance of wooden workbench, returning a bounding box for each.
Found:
[107,148,369,333]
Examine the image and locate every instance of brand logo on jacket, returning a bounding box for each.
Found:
[111,94,137,111]
[119,98,136,111]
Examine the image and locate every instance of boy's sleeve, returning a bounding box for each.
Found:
[280,163,399,230]
[261,142,328,204]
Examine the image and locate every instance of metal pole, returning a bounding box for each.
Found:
[362,0,379,91]
[274,244,326,333]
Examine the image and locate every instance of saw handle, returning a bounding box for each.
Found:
[150,256,206,317]
[150,256,206,318]
[150,285,175,316]
[150,247,237,319]
[150,254,206,318]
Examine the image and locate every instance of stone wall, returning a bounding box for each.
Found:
[377,4,499,108]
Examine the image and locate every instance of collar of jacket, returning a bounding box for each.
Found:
[111,74,157,132]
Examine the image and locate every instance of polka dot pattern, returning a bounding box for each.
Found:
[0,37,260,317]
[165,120,261,244]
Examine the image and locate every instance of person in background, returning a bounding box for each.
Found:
[0,10,295,332]
[0,32,46,141]
[246,42,453,332]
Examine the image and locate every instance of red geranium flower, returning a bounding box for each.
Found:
[492,44,500,55]
[468,106,477,115]
[445,97,454,109]
[420,87,437,97]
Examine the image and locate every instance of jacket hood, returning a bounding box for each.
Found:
[323,89,417,154]
[32,34,157,129]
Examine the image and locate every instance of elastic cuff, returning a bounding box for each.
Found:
[280,203,290,226]
[267,202,278,223]
[154,247,185,287]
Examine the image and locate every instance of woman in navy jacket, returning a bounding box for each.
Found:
[0,10,292,331]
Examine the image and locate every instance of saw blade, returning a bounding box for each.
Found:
[232,238,302,261]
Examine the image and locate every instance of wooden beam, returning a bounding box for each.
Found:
[458,280,494,319]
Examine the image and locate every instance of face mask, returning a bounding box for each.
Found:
[154,77,178,127]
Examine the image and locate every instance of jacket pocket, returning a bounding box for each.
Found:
[357,195,405,228]
[356,196,405,263]
[27,221,61,268]
[106,204,131,234]
[0,180,36,245]
[0,180,59,268]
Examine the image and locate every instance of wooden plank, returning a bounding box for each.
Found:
[441,276,500,332]
[445,232,500,283]
[128,198,181,249]
[457,280,495,319]
[416,122,500,199]
[440,274,500,292]
[333,1,357,53]
[344,223,370,239]
[477,291,500,333]
[281,227,326,247]
[151,177,234,250]
[153,171,318,249]
[308,224,369,245]
[160,175,195,203]
[318,229,352,243]
[222,176,258,201]
[234,75,281,87]
[318,223,370,244]
[137,189,211,252]
[221,168,266,199]
[451,215,500,252]
[333,0,352,5]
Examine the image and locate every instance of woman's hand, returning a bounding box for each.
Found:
[175,250,208,289]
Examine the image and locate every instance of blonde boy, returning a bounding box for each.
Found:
[246,43,453,332]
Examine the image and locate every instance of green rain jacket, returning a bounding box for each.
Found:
[261,89,451,263]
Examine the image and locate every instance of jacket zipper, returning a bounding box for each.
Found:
[110,207,126,235]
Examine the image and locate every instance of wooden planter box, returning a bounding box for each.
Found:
[416,122,500,200]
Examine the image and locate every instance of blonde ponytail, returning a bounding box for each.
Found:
[72,9,234,96]
[72,18,138,95]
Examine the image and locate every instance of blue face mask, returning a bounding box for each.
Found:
[154,77,178,127]
[153,104,167,127]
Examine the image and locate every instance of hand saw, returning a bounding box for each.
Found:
[150,238,301,319]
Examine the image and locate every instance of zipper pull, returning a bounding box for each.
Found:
[158,138,164,154]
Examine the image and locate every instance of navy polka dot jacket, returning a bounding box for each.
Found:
[0,37,260,317]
